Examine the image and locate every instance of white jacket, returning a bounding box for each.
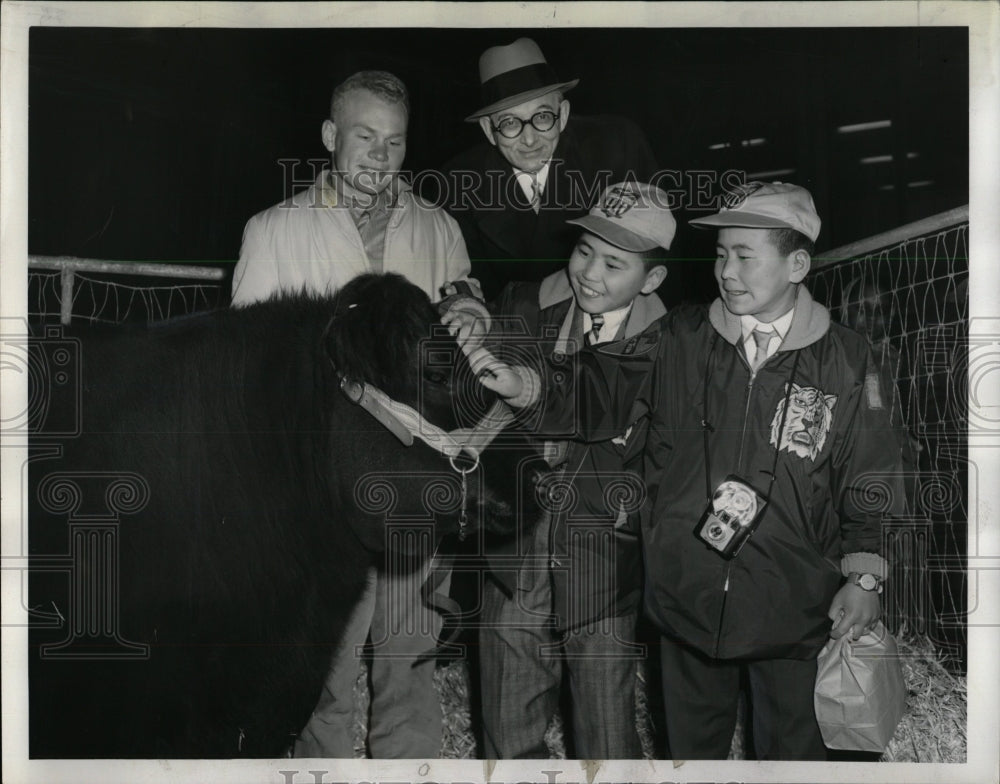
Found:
[232,172,471,306]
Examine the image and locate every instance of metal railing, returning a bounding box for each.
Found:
[28,255,228,324]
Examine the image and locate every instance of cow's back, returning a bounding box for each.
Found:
[28,303,375,757]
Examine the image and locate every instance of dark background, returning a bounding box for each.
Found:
[29,26,968,305]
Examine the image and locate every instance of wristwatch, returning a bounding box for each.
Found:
[852,573,884,594]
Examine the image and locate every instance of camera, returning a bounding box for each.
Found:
[695,475,768,559]
[3,326,81,438]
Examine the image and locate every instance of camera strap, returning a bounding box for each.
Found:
[701,336,801,502]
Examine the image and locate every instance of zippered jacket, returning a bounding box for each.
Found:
[533,285,904,658]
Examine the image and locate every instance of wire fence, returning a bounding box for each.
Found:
[810,206,968,670]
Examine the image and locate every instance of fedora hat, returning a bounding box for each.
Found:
[465,38,579,121]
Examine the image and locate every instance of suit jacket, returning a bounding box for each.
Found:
[442,115,658,299]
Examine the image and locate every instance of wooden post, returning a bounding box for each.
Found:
[60,267,74,325]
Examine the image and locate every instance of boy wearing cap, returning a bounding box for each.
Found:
[443,181,673,759]
[466,181,903,760]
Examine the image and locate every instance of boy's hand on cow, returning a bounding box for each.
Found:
[465,347,522,396]
[462,347,540,407]
[827,579,881,641]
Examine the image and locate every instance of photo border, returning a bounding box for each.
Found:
[2,2,997,783]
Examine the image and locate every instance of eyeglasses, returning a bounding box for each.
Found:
[491,111,561,139]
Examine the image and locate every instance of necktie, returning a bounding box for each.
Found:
[528,172,541,214]
[588,313,605,345]
[750,327,774,370]
[355,208,382,273]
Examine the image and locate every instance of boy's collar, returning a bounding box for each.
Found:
[740,310,795,341]
[538,268,574,308]
[589,302,632,322]
[584,303,632,338]
[710,284,830,350]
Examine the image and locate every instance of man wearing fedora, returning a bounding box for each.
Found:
[443,38,659,300]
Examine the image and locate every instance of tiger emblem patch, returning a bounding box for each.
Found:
[770,382,838,461]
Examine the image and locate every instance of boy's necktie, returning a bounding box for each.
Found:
[750,327,774,370]
[588,313,605,345]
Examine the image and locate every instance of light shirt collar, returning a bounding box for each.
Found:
[583,302,632,344]
[740,308,795,362]
[740,309,794,341]
[514,162,551,202]
[324,170,399,211]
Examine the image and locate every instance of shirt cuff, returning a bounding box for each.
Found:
[840,552,889,580]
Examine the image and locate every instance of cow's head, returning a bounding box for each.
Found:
[325,274,447,407]
[323,273,547,544]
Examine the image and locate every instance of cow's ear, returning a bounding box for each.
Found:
[322,119,337,153]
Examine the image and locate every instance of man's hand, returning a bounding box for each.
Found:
[828,579,881,641]
[441,303,490,355]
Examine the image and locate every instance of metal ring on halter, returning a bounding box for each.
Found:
[449,452,480,474]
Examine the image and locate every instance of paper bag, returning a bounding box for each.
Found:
[814,621,907,752]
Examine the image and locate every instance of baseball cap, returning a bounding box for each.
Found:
[566,182,676,252]
[688,181,821,242]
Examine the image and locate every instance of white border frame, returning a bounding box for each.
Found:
[3,3,997,783]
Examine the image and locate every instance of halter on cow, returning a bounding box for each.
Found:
[323,286,519,538]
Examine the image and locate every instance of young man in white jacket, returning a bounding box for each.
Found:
[233,70,478,759]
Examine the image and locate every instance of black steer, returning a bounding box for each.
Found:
[27,273,544,758]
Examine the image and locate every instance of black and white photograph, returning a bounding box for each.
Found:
[2,2,997,783]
